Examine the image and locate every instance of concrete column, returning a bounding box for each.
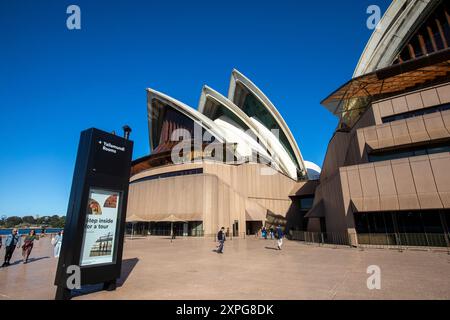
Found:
[347,228,358,246]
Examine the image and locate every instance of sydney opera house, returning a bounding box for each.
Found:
[127,0,450,245]
[127,68,320,237]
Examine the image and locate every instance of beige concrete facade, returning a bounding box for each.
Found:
[308,83,450,243]
[127,161,302,236]
[127,82,450,241]
[126,2,449,246]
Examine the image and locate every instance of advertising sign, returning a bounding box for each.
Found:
[54,127,133,300]
[80,188,121,266]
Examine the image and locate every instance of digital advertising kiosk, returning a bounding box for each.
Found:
[54,127,133,300]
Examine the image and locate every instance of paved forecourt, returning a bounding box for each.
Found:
[0,236,449,299]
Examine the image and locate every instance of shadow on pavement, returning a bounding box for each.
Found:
[117,258,139,287]
[2,256,50,267]
[25,256,51,264]
[264,247,279,251]
[70,258,139,298]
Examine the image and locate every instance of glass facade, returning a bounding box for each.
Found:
[242,93,298,167]
[299,197,314,211]
[208,98,250,130]
[127,221,204,237]
[354,210,449,234]
[130,168,203,185]
[368,141,450,162]
[381,103,450,123]
[354,210,450,246]
[294,196,315,232]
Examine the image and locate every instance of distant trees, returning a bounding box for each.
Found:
[5,216,22,228]
[22,215,36,225]
[0,215,66,228]
[49,215,65,228]
[36,216,50,225]
[52,216,66,228]
[0,215,7,227]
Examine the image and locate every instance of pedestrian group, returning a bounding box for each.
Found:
[215,224,284,254]
[0,228,63,268]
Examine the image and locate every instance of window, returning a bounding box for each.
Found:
[242,93,298,166]
[381,103,450,123]
[354,210,448,234]
[130,168,203,184]
[368,141,450,162]
[299,197,314,210]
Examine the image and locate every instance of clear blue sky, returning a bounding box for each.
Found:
[0,0,390,217]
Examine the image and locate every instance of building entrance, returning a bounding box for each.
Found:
[246,221,263,236]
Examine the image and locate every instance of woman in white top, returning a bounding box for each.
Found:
[52,231,63,258]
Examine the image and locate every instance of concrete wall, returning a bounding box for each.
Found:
[127,162,298,236]
[307,82,450,240]
[371,83,450,124]
[340,153,450,212]
[357,109,450,152]
[203,162,297,217]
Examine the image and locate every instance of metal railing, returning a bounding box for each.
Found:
[289,230,450,251]
[289,231,351,247]
[357,233,450,249]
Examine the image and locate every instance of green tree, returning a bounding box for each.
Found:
[49,215,61,227]
[54,216,66,228]
[22,215,36,225]
[37,216,50,226]
[0,215,6,227]
[5,216,23,228]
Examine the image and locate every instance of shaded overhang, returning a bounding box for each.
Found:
[321,49,450,127]
[289,180,319,197]
[304,200,325,218]
[147,88,227,153]
[245,200,267,222]
[126,214,148,222]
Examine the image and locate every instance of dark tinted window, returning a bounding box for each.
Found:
[381,103,450,123]
[130,168,203,184]
[299,197,314,210]
[368,142,450,162]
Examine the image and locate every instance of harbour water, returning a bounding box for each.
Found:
[0,228,63,235]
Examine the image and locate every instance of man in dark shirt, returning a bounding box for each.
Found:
[2,228,22,267]
[276,225,284,250]
[217,227,226,254]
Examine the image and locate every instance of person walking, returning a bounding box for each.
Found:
[52,231,63,258]
[1,228,22,267]
[269,226,274,239]
[262,226,267,240]
[172,226,177,240]
[276,225,284,250]
[22,229,39,263]
[216,227,226,254]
